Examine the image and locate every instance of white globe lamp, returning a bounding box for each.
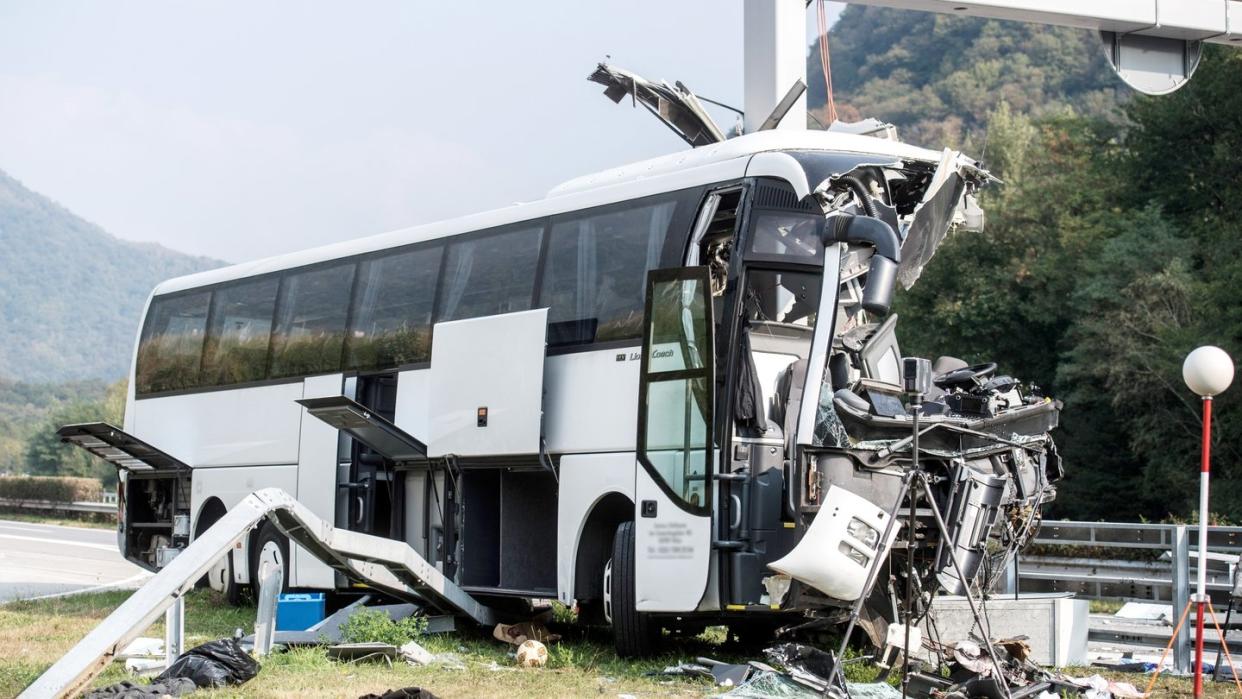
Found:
[1182,345,1233,697]
[1183,346,1235,398]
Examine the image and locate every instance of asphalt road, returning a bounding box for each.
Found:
[0,519,150,602]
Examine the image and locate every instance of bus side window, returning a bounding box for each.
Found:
[437,225,542,323]
[539,199,676,348]
[269,262,357,379]
[135,291,212,395]
[344,245,443,371]
[200,277,278,386]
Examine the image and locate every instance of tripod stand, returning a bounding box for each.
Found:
[830,387,1010,698]
[1143,597,1242,696]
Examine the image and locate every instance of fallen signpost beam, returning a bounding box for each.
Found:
[20,487,494,699]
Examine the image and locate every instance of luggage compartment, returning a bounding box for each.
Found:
[459,470,558,595]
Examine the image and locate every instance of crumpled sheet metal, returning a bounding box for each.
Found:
[1063,674,1147,699]
[897,148,968,290]
[588,62,725,147]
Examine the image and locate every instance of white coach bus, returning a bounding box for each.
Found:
[63,129,1061,655]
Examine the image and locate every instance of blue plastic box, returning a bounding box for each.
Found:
[276,593,326,631]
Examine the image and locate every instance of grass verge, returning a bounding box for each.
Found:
[0,589,1234,697]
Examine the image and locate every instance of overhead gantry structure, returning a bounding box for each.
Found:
[741,0,1242,137]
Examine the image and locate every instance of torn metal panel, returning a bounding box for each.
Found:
[898,149,970,290]
[588,62,726,147]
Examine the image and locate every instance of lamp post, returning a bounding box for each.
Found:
[1183,345,1235,697]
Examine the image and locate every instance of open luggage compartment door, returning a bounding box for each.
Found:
[57,422,190,474]
[428,307,548,458]
[297,395,427,462]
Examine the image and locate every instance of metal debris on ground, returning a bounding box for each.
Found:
[398,640,434,666]
[492,620,560,645]
[327,642,399,666]
[762,643,837,693]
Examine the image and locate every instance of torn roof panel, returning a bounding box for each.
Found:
[549,130,990,198]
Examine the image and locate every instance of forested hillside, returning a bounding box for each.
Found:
[809,6,1123,148]
[0,169,222,383]
[811,9,1242,521]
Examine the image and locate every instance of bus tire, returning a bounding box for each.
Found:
[196,504,244,606]
[251,521,290,599]
[610,521,657,657]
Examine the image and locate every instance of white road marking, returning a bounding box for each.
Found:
[0,533,118,552]
[19,572,151,601]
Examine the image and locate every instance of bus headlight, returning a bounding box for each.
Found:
[848,517,879,549]
[838,542,869,567]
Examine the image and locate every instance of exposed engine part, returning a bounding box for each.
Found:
[123,474,191,570]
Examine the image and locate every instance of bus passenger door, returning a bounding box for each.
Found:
[634,267,715,611]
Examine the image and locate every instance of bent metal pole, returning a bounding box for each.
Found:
[1194,395,1213,698]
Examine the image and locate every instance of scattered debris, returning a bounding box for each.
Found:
[122,658,166,676]
[1113,603,1173,623]
[763,643,837,692]
[116,637,164,661]
[83,678,196,698]
[1063,675,1147,699]
[846,683,903,699]
[515,639,548,668]
[492,621,560,645]
[656,661,713,679]
[357,688,439,699]
[719,671,818,698]
[687,657,754,687]
[398,640,434,666]
[327,642,398,666]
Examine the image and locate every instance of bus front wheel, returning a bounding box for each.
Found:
[251,521,290,600]
[608,521,658,657]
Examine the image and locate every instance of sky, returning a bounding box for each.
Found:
[0,1,843,262]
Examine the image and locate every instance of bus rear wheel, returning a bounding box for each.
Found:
[608,521,658,657]
[196,504,243,606]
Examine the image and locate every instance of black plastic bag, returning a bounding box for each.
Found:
[154,637,260,688]
[763,643,837,682]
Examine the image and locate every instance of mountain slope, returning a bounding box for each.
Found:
[808,6,1124,148]
[0,170,223,382]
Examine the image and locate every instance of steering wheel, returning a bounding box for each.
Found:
[933,362,998,391]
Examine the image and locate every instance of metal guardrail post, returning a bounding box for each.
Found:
[1174,524,1191,673]
[164,595,184,667]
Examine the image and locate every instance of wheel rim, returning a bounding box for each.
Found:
[602,557,613,625]
[207,553,230,593]
[258,540,284,591]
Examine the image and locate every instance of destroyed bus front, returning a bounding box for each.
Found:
[711,150,1062,636]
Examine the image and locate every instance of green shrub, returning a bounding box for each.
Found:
[338,609,427,646]
[0,476,102,503]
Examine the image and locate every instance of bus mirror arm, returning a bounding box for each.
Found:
[824,214,901,315]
